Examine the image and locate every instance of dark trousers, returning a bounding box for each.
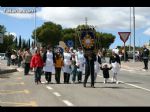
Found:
[45,72,52,83]
[24,63,30,75]
[143,59,148,69]
[77,71,82,82]
[55,68,61,83]
[7,57,11,66]
[84,63,95,86]
[64,72,70,83]
[35,67,42,82]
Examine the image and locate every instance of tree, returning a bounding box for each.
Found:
[32,21,62,47]
[0,25,6,33]
[0,25,16,52]
[21,39,28,49]
[18,35,22,48]
[28,39,30,48]
[61,28,76,48]
[96,32,115,50]
[0,34,14,52]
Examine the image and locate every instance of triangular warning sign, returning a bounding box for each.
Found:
[118,32,131,43]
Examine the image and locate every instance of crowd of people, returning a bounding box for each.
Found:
[5,44,149,88]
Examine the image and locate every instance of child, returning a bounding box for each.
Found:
[71,61,78,83]
[30,49,44,84]
[100,63,112,84]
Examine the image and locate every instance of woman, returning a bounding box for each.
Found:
[75,47,85,83]
[94,50,102,82]
[54,51,64,84]
[30,49,44,84]
[109,51,121,84]
[43,46,55,84]
[23,48,32,75]
[62,47,72,84]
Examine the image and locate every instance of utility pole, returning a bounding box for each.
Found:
[133,7,135,63]
[129,7,132,52]
[85,17,88,26]
[34,7,37,47]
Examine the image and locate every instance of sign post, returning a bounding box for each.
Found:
[118,32,131,62]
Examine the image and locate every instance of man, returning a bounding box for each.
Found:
[83,51,96,88]
[142,45,149,70]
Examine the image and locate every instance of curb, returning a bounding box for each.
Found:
[0,68,17,75]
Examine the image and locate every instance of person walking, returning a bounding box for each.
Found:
[17,48,23,67]
[142,45,149,70]
[94,50,102,82]
[54,51,64,84]
[43,46,55,84]
[109,51,121,84]
[100,63,112,84]
[30,49,44,84]
[75,47,85,83]
[83,51,96,88]
[62,47,72,84]
[5,49,12,66]
[23,48,32,75]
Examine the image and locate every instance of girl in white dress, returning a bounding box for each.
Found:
[109,51,121,84]
[94,50,102,82]
[43,46,55,84]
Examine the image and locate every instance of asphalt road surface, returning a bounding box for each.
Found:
[0,66,150,106]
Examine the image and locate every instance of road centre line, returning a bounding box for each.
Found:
[119,81,150,92]
[53,92,61,97]
[98,75,150,93]
[46,86,53,90]
[62,100,74,106]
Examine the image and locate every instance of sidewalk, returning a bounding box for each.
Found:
[0,61,17,74]
[121,60,150,71]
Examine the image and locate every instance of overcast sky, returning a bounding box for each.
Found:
[1,7,150,49]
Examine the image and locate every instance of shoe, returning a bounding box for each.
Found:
[83,83,86,87]
[91,85,95,88]
[116,81,119,84]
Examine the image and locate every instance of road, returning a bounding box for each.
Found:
[0,63,150,106]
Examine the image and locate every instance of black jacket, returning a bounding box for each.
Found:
[109,54,121,65]
[142,48,149,59]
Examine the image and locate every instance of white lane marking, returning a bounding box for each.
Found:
[98,75,150,92]
[119,81,150,92]
[121,68,134,72]
[62,100,74,106]
[46,86,53,90]
[53,92,61,97]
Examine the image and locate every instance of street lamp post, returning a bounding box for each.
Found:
[129,7,132,52]
[34,7,37,48]
[133,7,136,63]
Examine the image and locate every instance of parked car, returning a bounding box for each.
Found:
[127,51,140,59]
[0,53,6,60]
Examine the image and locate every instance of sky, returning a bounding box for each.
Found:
[0,7,150,49]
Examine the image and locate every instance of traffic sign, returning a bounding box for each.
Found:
[118,32,131,43]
